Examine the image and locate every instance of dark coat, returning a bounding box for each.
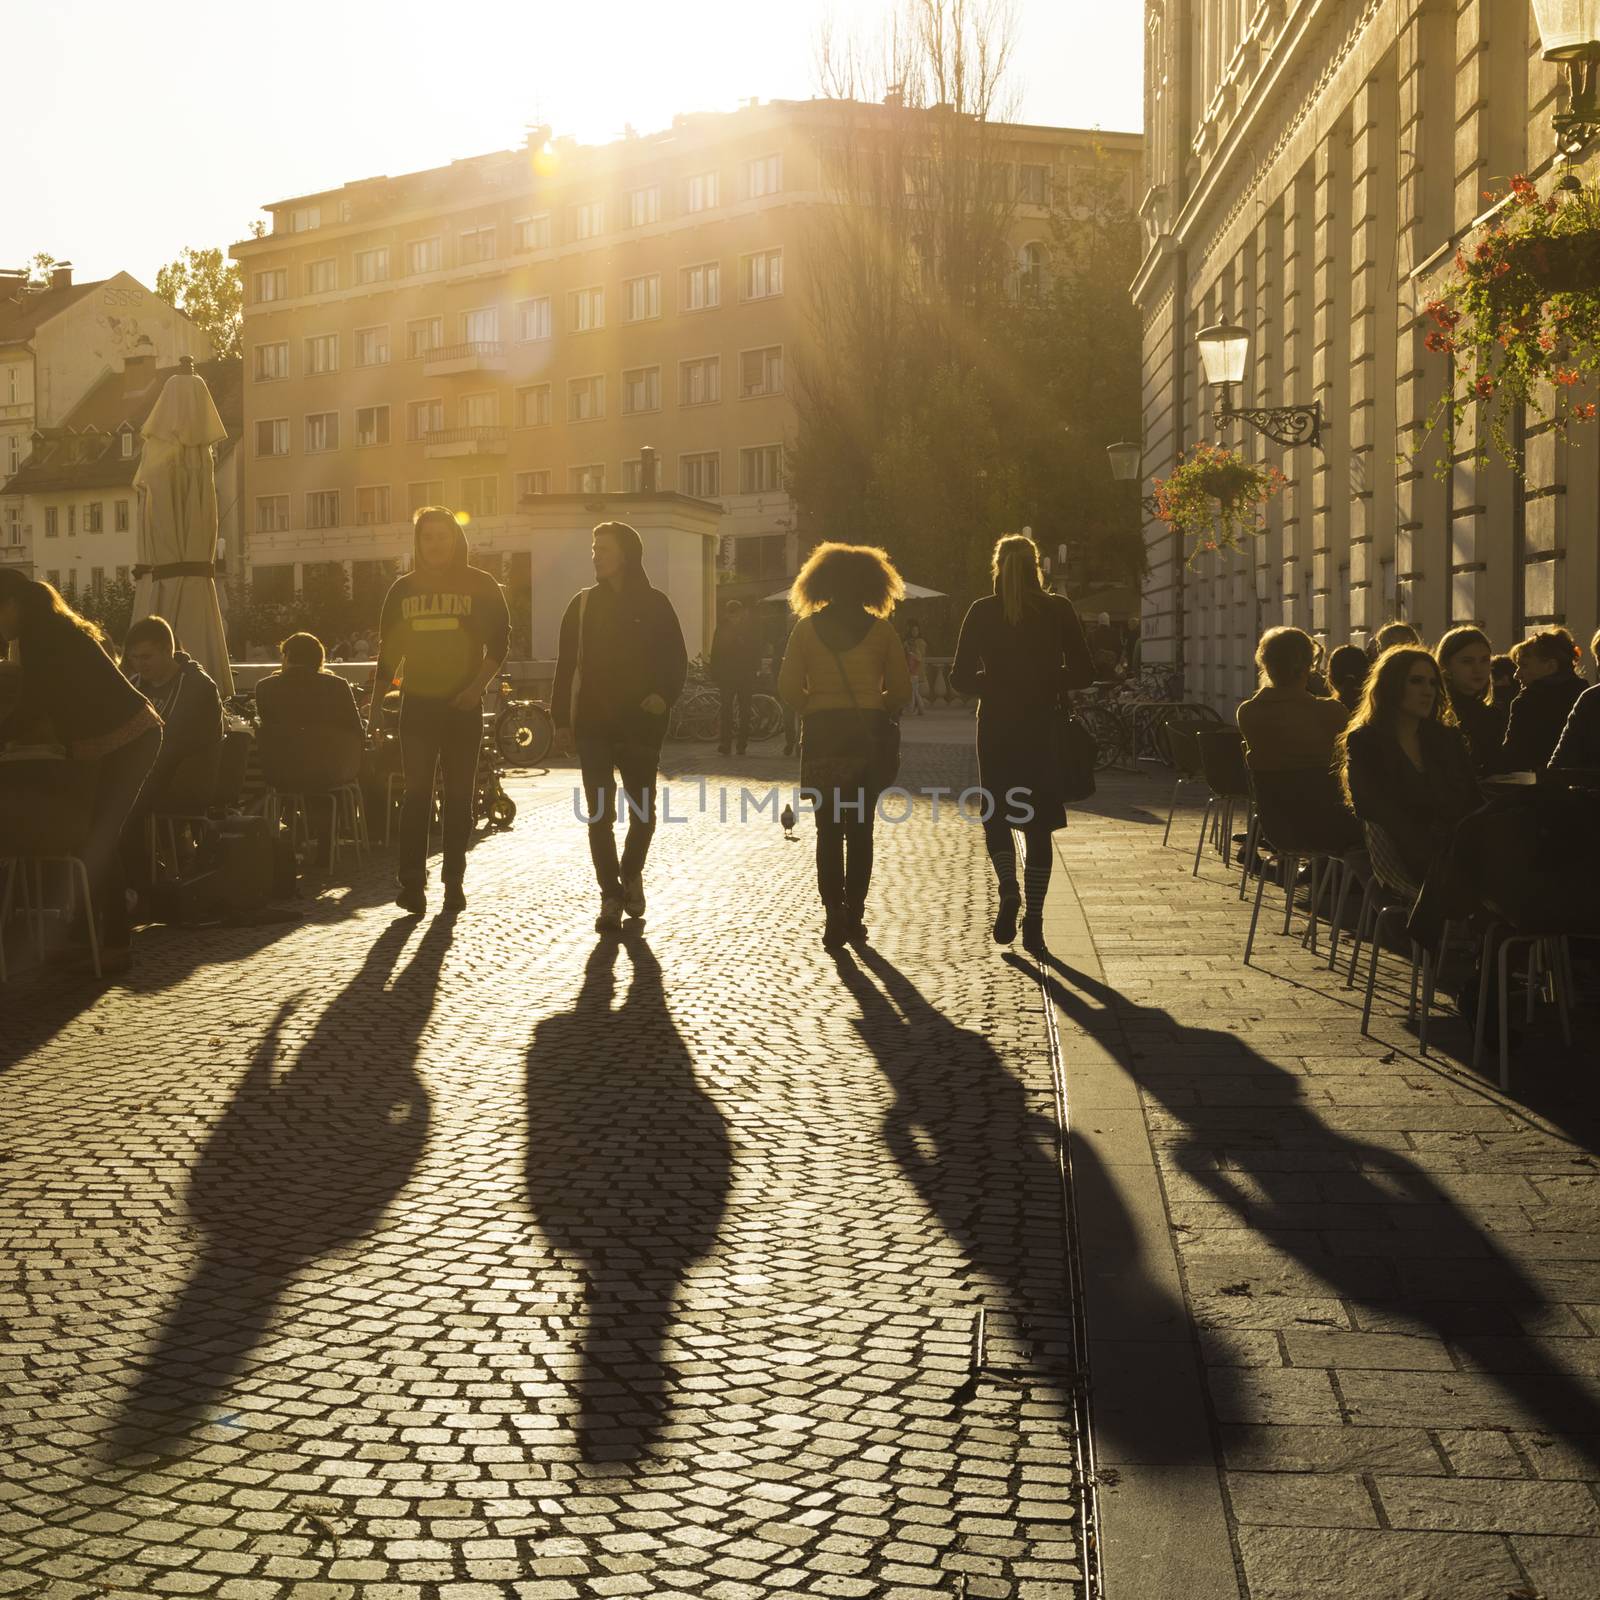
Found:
[1551,683,1600,773]
[1445,686,1508,777]
[2,616,150,755]
[1502,670,1586,773]
[1343,719,1480,883]
[551,579,688,737]
[709,614,761,684]
[255,666,365,791]
[130,652,222,808]
[950,590,1096,831]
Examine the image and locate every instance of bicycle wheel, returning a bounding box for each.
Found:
[497,703,554,766]
[748,694,783,741]
[683,688,722,741]
[1078,706,1122,771]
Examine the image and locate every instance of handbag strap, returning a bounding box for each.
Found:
[819,618,876,741]
[568,587,590,730]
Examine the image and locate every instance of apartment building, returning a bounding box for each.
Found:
[1,267,214,572]
[231,98,1139,633]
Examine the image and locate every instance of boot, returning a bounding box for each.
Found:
[844,899,869,945]
[993,886,1021,945]
[1021,913,1047,955]
[822,902,849,951]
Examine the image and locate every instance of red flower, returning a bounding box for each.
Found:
[1424,331,1455,354]
[1510,174,1538,204]
[1555,368,1581,387]
[1475,239,1495,261]
[1574,402,1598,422]
[1475,375,1496,398]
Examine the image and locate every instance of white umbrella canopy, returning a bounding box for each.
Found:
[131,357,234,696]
[760,580,947,603]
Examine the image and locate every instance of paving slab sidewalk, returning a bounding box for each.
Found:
[1043,770,1600,1600]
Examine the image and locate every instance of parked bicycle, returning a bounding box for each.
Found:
[492,674,554,766]
[667,657,783,743]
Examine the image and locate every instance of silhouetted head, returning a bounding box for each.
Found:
[790,541,905,618]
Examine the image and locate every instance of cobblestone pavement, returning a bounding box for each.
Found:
[1054,772,1600,1600]
[0,737,1090,1600]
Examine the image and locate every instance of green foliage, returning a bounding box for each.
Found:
[1152,443,1285,565]
[1421,172,1600,474]
[154,245,243,361]
[74,576,137,645]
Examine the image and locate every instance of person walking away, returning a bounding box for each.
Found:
[1435,626,1507,776]
[371,506,510,916]
[710,599,759,755]
[551,521,688,932]
[778,543,912,951]
[256,631,367,868]
[904,623,928,716]
[0,570,162,973]
[1502,628,1586,774]
[949,533,1096,955]
[1088,611,1122,680]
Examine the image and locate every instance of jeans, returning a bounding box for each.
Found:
[96,726,162,948]
[718,677,754,749]
[816,813,875,914]
[576,724,663,896]
[398,695,481,887]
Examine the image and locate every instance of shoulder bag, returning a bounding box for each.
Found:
[822,625,901,794]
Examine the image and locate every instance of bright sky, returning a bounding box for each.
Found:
[4,0,1142,290]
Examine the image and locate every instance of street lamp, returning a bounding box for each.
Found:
[1197,320,1323,448]
[1106,440,1161,518]
[1531,1,1600,147]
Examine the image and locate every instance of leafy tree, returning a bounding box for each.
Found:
[24,252,59,287]
[75,576,137,645]
[154,246,243,360]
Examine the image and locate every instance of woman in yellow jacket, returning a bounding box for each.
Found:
[779,543,913,950]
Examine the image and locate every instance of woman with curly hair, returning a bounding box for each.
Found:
[1338,645,1478,886]
[778,542,912,950]
[949,532,1096,954]
[1502,627,1585,774]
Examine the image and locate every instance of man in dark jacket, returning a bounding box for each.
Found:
[551,520,688,932]
[372,506,510,915]
[710,599,760,756]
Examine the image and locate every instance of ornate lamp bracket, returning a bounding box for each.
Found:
[1213,389,1323,450]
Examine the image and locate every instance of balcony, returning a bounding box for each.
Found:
[421,340,507,376]
[422,425,508,459]
[0,401,32,421]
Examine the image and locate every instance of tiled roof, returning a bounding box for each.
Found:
[0,279,105,346]
[1,357,243,495]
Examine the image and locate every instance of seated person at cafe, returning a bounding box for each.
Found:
[1435,625,1507,776]
[1502,627,1585,774]
[254,631,365,793]
[1327,643,1369,711]
[1490,652,1517,709]
[1372,620,1422,656]
[1551,680,1600,774]
[1340,645,1480,888]
[1237,626,1359,852]
[123,615,222,812]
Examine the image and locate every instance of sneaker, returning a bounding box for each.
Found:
[993,888,1021,945]
[595,895,624,933]
[621,875,646,919]
[441,882,467,914]
[395,882,426,916]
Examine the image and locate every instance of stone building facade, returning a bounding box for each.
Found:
[1134,0,1597,708]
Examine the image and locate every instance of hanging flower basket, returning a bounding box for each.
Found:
[1421,173,1600,475]
[1151,442,1286,565]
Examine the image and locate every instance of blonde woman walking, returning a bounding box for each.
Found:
[778,543,913,951]
[950,533,1096,953]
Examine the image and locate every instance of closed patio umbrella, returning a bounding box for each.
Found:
[131,355,233,696]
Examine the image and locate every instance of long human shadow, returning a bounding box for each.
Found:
[829,946,1191,1459]
[106,914,446,1458]
[1027,948,1600,1465]
[524,933,730,1463]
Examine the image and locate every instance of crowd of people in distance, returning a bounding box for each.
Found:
[1234,613,1600,1022]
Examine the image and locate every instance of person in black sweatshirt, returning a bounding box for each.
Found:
[1435,625,1507,776]
[551,521,688,932]
[1502,628,1586,774]
[371,507,510,916]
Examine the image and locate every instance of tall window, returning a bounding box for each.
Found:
[44,507,58,537]
[407,317,443,358]
[686,170,719,212]
[740,346,784,397]
[573,200,604,239]
[1018,163,1050,205]
[1018,241,1049,301]
[567,375,605,422]
[407,481,445,512]
[680,261,720,311]
[406,237,442,275]
[304,334,339,374]
[253,342,289,381]
[461,392,500,427]
[516,385,552,427]
[306,490,341,529]
[356,485,391,524]
[461,476,499,516]
[85,502,104,533]
[254,269,287,303]
[627,185,661,227]
[679,355,721,405]
[459,225,497,263]
[407,399,444,439]
[680,452,720,498]
[739,444,783,493]
[569,464,606,492]
[741,249,783,300]
[621,367,660,414]
[621,458,644,492]
[255,417,289,457]
[516,297,552,341]
[624,274,660,321]
[355,405,390,447]
[462,307,500,344]
[286,205,321,232]
[354,247,390,284]
[304,411,339,453]
[515,470,552,499]
[114,500,129,532]
[514,214,552,251]
[355,326,390,366]
[744,154,782,198]
[305,258,337,294]
[569,286,604,331]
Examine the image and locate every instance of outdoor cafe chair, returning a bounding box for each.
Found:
[1161,718,1210,851]
[1241,768,1349,966]
[1192,725,1252,877]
